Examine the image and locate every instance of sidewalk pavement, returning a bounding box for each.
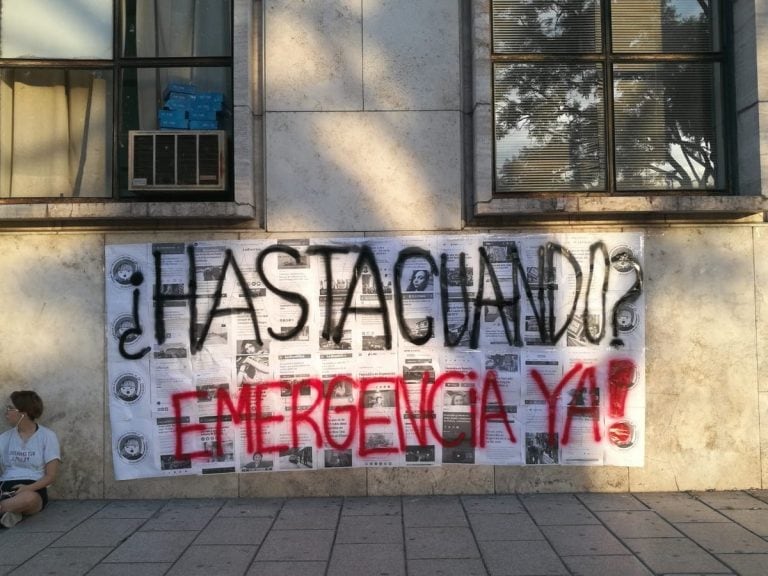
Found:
[1,491,768,576]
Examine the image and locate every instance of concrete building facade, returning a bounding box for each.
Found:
[1,0,767,499]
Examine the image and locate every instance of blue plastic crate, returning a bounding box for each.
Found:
[158,108,187,122]
[189,120,218,130]
[196,92,224,103]
[188,109,218,122]
[162,83,198,100]
[158,119,189,129]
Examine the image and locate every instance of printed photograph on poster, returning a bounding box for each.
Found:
[241,451,274,472]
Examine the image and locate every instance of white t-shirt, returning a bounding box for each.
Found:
[0,424,61,482]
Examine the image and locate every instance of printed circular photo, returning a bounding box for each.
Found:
[615,303,638,334]
[117,432,148,463]
[610,245,635,274]
[113,373,144,404]
[112,314,140,343]
[607,420,636,449]
[110,257,141,286]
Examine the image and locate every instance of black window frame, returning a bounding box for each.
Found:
[489,0,733,198]
[0,0,235,203]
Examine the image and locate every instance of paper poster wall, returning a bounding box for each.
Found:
[105,233,644,480]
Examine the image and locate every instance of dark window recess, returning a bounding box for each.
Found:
[199,134,221,185]
[133,135,155,186]
[155,135,177,186]
[178,135,199,186]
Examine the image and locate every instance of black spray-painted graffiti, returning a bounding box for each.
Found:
[119,241,643,360]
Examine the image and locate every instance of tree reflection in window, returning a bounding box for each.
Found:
[494,63,605,191]
[614,62,720,191]
[491,0,723,194]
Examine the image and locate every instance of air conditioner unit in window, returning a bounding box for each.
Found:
[128,130,226,191]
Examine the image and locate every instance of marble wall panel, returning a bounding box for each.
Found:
[239,469,367,498]
[755,227,768,394]
[761,392,768,487]
[0,233,106,499]
[367,466,494,496]
[265,0,363,111]
[0,223,765,498]
[362,0,460,110]
[265,111,462,231]
[630,227,761,491]
[494,467,629,494]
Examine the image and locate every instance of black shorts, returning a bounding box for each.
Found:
[1,479,48,509]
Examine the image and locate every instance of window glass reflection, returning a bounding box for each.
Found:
[0,0,112,59]
[494,63,605,192]
[0,69,113,198]
[122,0,232,58]
[612,0,718,53]
[613,63,722,190]
[493,0,602,54]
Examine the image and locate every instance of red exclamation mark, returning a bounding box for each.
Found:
[607,359,636,448]
[608,359,635,417]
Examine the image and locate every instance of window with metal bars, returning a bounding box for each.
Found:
[491,0,726,195]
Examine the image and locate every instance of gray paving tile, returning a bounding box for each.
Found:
[692,491,768,510]
[541,524,629,556]
[255,529,334,561]
[281,497,342,511]
[87,563,172,576]
[634,493,729,523]
[562,554,653,576]
[595,510,683,538]
[407,558,488,576]
[166,544,257,576]
[91,500,166,519]
[273,506,339,530]
[720,508,768,536]
[576,493,648,511]
[479,540,569,576]
[273,497,341,530]
[461,495,524,515]
[624,537,732,574]
[342,496,401,516]
[9,546,110,576]
[673,522,768,553]
[11,500,105,532]
[218,498,284,518]
[246,560,326,576]
[5,493,767,576]
[336,514,403,543]
[520,493,599,525]
[468,513,544,541]
[405,526,480,559]
[140,499,224,531]
[194,516,273,545]
[0,531,61,564]
[50,518,146,548]
[716,553,768,576]
[103,530,198,563]
[328,543,406,576]
[746,490,768,505]
[403,496,467,527]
